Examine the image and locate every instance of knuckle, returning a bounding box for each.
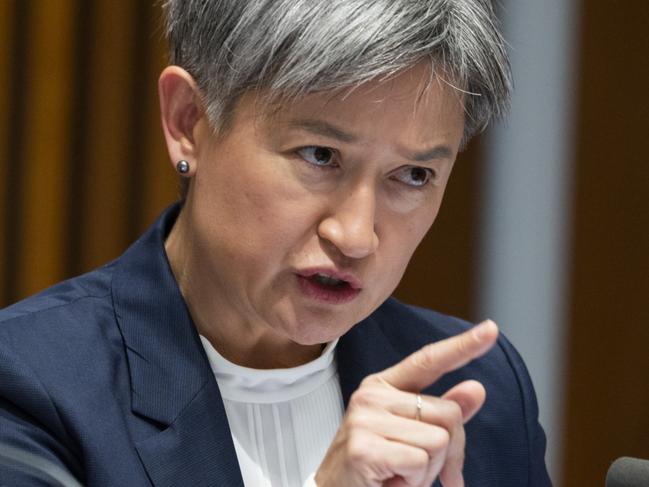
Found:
[350,382,386,409]
[430,427,451,452]
[413,448,431,468]
[346,411,371,431]
[359,374,378,387]
[346,432,372,466]
[411,347,435,373]
[446,400,463,425]
[349,388,375,409]
[456,334,472,357]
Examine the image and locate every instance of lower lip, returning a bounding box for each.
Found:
[296,275,361,304]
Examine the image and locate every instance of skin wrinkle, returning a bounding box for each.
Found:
[163,63,464,369]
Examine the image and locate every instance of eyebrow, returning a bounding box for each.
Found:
[285,119,359,143]
[285,118,454,162]
[405,145,454,162]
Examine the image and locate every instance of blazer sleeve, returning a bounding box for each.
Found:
[497,334,553,486]
[0,341,83,485]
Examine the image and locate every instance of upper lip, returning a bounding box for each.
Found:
[296,267,363,290]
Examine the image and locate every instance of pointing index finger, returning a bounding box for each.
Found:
[377,320,499,392]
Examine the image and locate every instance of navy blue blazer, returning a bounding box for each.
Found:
[0,205,551,486]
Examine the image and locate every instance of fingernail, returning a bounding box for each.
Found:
[473,320,496,340]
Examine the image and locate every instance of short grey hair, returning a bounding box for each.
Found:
[162,0,511,144]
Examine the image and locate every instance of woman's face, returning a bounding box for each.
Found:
[183,64,465,346]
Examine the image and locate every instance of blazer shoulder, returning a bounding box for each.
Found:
[0,263,121,379]
[0,262,115,327]
[374,297,474,345]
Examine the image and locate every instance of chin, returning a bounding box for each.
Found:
[274,295,382,345]
[284,314,357,346]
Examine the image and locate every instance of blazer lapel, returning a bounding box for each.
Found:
[112,205,244,487]
[336,313,403,408]
[133,382,244,487]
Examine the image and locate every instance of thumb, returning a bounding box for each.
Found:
[442,379,487,423]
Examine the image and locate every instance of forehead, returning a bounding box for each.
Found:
[255,64,466,146]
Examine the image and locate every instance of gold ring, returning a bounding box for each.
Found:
[415,394,422,421]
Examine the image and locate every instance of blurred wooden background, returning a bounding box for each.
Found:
[0,1,174,304]
[0,1,648,485]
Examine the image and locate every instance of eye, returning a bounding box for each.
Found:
[392,166,436,188]
[296,146,338,168]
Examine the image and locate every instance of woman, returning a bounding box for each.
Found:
[0,0,551,486]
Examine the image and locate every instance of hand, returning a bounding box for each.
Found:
[314,320,499,487]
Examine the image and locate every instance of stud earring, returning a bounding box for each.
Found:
[176,160,190,175]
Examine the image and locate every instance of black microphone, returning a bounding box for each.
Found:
[606,457,649,487]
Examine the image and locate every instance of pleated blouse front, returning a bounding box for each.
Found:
[200,336,345,487]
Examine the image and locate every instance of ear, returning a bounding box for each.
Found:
[158,66,205,176]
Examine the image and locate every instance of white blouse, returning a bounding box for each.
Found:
[200,336,344,487]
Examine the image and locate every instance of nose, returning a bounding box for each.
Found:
[317,183,379,259]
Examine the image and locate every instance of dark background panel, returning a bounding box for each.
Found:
[15,1,77,298]
[562,0,649,485]
[0,0,15,304]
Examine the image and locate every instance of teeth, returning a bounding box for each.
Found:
[314,273,345,287]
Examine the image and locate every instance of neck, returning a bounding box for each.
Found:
[164,210,324,369]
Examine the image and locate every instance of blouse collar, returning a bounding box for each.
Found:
[200,336,339,403]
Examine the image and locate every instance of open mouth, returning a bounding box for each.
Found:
[296,271,361,304]
[309,273,350,289]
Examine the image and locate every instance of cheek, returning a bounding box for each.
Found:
[385,187,430,214]
[193,156,323,262]
[381,192,440,247]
